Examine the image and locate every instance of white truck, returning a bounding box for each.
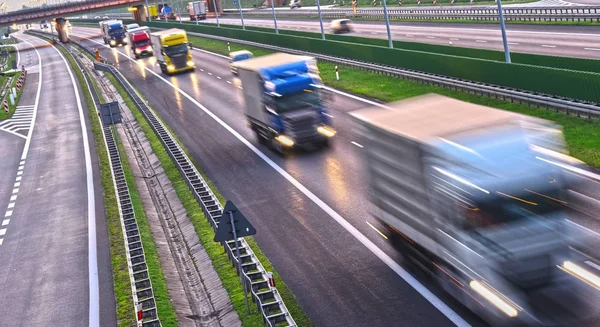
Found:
[351,94,600,326]
[188,1,207,20]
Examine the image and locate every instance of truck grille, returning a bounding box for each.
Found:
[500,255,553,288]
[171,54,188,68]
[282,110,320,142]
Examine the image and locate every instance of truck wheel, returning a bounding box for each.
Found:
[321,138,331,148]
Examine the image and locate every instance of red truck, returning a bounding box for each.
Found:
[127,26,153,59]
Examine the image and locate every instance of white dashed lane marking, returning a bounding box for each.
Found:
[351,141,364,148]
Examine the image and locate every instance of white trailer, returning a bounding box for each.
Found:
[188,1,207,20]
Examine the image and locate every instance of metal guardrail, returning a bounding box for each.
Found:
[90,59,297,327]
[25,30,162,327]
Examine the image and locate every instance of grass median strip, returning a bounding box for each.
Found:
[188,35,600,168]
[104,71,313,327]
[55,45,137,326]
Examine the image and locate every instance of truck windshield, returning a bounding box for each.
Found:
[461,188,566,229]
[164,44,188,56]
[271,90,321,113]
[109,27,124,35]
[135,40,149,47]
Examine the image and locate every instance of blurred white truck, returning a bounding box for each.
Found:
[351,94,600,326]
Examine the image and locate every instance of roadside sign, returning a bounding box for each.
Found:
[100,101,121,125]
[214,200,255,314]
[214,201,256,242]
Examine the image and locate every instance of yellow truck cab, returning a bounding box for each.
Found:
[150,29,195,75]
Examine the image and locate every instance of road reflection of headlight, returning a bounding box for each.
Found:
[317,125,336,138]
[561,261,600,290]
[470,281,518,318]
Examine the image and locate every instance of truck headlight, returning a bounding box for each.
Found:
[187,60,194,67]
[317,125,336,138]
[135,49,141,54]
[561,261,600,289]
[110,40,116,45]
[167,65,175,72]
[469,281,518,318]
[275,135,294,147]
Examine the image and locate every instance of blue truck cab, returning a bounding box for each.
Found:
[234,53,335,154]
[100,20,127,47]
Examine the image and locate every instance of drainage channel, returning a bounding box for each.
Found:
[45,34,162,326]
[92,61,297,327]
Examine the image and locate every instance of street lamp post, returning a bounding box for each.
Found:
[212,0,220,27]
[237,0,245,29]
[270,0,278,34]
[382,0,392,48]
[316,0,325,40]
[497,0,511,63]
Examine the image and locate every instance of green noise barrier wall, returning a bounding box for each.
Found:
[75,19,600,103]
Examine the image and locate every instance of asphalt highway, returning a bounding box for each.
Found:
[0,33,114,327]
[72,26,600,327]
[191,17,600,59]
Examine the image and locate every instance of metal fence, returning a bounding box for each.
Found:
[89,57,297,327]
[25,30,163,326]
[236,5,600,21]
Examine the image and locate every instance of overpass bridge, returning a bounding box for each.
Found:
[0,0,146,41]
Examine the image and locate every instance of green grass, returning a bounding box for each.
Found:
[55,42,137,327]
[103,67,313,327]
[188,36,600,169]
[0,71,27,121]
[114,128,179,326]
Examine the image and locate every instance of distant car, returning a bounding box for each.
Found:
[229,50,253,75]
[66,21,72,28]
[290,0,301,9]
[102,15,109,19]
[94,15,101,19]
[82,15,88,19]
[330,19,352,34]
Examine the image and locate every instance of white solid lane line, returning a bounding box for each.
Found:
[476,40,487,43]
[584,48,600,51]
[80,35,471,327]
[542,45,557,48]
[50,39,100,327]
[13,35,42,161]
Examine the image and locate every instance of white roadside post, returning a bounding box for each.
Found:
[335,66,339,80]
[497,0,511,63]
